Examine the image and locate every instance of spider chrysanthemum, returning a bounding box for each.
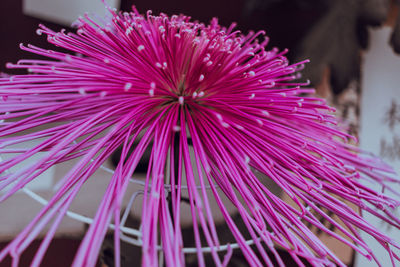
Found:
[0,5,400,267]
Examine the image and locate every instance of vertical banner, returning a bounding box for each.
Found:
[356,26,400,266]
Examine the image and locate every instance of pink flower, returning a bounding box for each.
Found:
[0,6,399,267]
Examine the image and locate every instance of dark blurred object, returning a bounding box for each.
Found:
[296,0,390,95]
[359,0,391,26]
[0,238,88,267]
[110,141,153,174]
[240,0,330,62]
[390,1,400,54]
[110,137,193,173]
[243,0,391,95]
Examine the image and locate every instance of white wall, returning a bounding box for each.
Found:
[23,0,120,26]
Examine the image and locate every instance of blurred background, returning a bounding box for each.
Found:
[0,0,400,266]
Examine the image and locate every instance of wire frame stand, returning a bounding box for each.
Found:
[16,155,256,265]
